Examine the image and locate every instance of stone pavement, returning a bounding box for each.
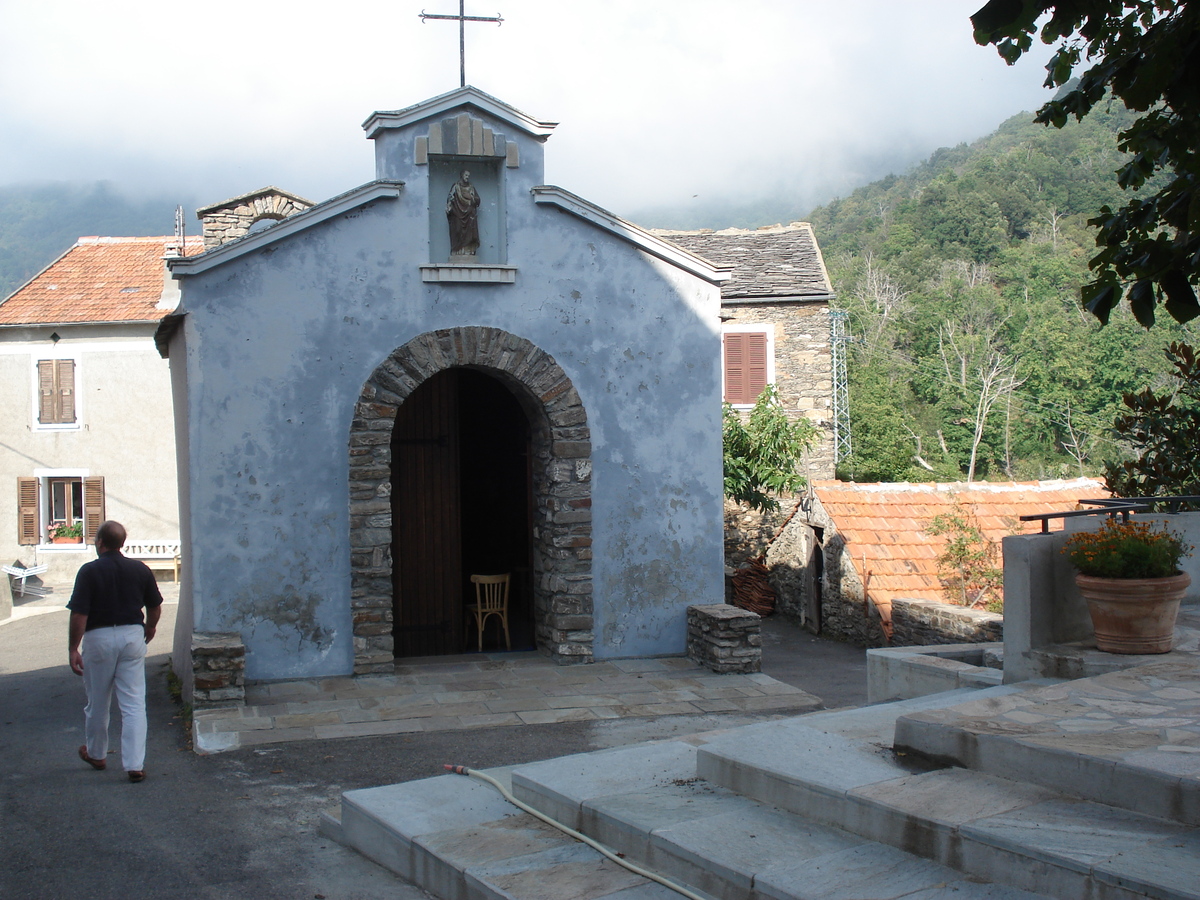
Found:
[194,653,823,753]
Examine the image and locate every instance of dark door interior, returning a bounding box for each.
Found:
[391,368,533,657]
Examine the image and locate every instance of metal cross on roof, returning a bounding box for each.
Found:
[419,1,503,88]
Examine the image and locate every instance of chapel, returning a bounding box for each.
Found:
[158,87,733,696]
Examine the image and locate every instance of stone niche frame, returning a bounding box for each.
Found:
[349,326,594,674]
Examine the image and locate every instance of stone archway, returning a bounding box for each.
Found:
[349,326,593,674]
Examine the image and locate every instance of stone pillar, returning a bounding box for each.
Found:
[687,604,762,673]
[191,633,246,707]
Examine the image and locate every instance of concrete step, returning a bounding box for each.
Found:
[327,757,1052,900]
[892,660,1200,827]
[327,688,1199,899]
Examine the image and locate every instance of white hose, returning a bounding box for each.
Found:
[444,764,710,900]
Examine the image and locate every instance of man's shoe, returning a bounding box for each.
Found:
[78,745,106,771]
[128,770,145,783]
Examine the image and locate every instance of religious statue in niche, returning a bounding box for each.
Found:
[446,169,481,258]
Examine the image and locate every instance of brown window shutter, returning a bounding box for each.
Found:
[57,359,76,423]
[83,477,105,544]
[18,477,39,545]
[37,360,56,423]
[723,332,769,405]
[745,332,768,403]
[35,359,76,424]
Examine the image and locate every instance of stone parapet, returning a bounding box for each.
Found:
[687,604,762,673]
[191,632,246,707]
[890,598,1002,646]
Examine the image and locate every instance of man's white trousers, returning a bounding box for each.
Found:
[81,624,147,772]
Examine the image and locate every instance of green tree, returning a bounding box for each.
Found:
[973,1,1200,326]
[926,501,1005,609]
[1105,341,1200,498]
[723,385,818,512]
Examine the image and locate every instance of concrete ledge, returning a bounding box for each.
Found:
[868,643,1004,704]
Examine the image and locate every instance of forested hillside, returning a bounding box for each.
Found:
[807,103,1191,483]
[0,183,189,299]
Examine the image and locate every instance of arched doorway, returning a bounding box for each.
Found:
[348,326,594,674]
[390,368,534,657]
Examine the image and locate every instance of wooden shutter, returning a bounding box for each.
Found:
[36,359,76,424]
[83,477,105,544]
[58,359,75,423]
[18,477,39,545]
[723,331,769,405]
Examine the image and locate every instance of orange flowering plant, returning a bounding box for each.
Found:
[1063,518,1190,579]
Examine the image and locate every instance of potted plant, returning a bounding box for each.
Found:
[49,521,84,544]
[1062,518,1192,654]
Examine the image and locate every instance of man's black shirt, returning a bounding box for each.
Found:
[67,550,163,629]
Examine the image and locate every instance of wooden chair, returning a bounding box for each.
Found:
[467,573,511,652]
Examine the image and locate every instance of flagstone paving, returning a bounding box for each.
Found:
[193,653,823,752]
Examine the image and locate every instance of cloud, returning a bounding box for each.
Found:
[0,0,1053,221]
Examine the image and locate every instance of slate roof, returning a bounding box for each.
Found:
[0,236,202,326]
[812,478,1109,606]
[653,223,833,301]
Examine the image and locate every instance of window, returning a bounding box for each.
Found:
[722,327,774,407]
[16,475,104,546]
[37,359,76,425]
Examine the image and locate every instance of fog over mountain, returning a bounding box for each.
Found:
[0,1,1053,225]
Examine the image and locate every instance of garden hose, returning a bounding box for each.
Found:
[443,764,709,900]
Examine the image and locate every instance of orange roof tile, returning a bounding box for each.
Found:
[0,236,203,326]
[812,479,1109,606]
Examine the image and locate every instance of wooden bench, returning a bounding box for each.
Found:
[123,541,181,582]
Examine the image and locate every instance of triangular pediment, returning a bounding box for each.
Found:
[362,85,557,141]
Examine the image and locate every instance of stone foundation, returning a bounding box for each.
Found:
[687,604,762,673]
[191,632,246,707]
[890,598,1002,647]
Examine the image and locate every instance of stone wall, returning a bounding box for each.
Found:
[191,632,246,708]
[890,598,1003,647]
[721,302,834,479]
[686,604,762,673]
[198,188,313,250]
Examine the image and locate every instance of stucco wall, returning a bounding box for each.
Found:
[0,325,179,583]
[170,108,726,680]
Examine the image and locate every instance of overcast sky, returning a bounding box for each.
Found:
[0,0,1055,224]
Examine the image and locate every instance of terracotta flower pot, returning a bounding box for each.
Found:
[52,536,82,545]
[1075,572,1190,654]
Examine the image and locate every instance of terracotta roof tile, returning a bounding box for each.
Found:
[813,478,1108,606]
[0,236,203,326]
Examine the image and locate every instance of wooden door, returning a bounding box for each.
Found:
[391,371,462,658]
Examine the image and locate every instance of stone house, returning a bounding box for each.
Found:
[158,86,736,694]
[655,224,836,480]
[0,236,191,584]
[764,478,1106,647]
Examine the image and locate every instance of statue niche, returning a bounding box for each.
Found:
[447,169,481,258]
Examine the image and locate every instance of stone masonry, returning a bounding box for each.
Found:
[720,302,834,479]
[349,326,593,675]
[890,598,1003,647]
[191,632,246,708]
[687,604,762,674]
[197,186,314,250]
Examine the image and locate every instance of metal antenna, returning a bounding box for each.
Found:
[420,1,503,88]
[830,309,853,463]
[174,205,186,256]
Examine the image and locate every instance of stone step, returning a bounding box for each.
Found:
[327,760,1052,900]
[327,688,1199,899]
[892,661,1200,827]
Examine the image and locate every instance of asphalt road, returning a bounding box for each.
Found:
[0,599,867,900]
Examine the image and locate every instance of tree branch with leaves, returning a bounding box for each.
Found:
[973,0,1200,326]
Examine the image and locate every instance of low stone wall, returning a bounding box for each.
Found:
[191,632,246,708]
[890,598,1002,647]
[687,604,762,673]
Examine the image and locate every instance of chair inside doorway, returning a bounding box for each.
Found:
[390,367,535,657]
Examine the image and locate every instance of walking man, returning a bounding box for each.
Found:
[68,520,163,782]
